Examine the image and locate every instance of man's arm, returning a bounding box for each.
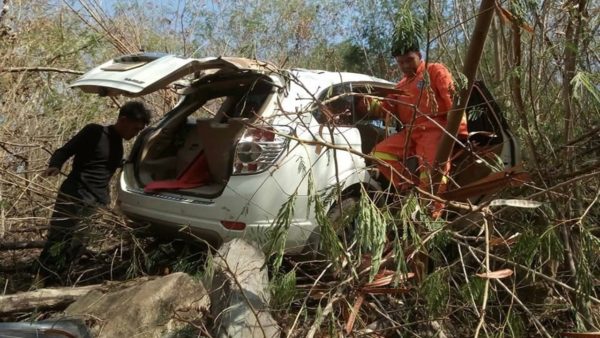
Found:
[45,124,99,176]
[355,88,408,120]
[429,63,454,113]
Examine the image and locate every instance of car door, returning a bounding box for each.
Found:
[308,81,395,189]
[466,81,520,167]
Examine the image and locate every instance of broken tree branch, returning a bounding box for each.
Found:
[0,284,102,314]
[0,67,83,75]
[0,240,45,250]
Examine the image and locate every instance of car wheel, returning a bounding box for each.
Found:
[326,195,360,250]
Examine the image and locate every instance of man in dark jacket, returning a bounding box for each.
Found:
[37,101,151,285]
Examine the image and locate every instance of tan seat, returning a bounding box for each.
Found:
[176,126,204,177]
[195,118,247,184]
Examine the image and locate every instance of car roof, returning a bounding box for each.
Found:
[289,68,393,91]
[70,53,394,98]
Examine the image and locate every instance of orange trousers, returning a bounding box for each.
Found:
[372,126,450,192]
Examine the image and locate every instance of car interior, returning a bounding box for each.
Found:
[450,81,514,189]
[132,73,275,196]
[317,81,514,191]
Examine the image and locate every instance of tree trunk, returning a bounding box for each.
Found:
[510,19,542,169]
[559,0,591,329]
[209,239,280,338]
[490,16,502,84]
[433,0,496,185]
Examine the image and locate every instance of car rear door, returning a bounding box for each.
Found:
[70,53,276,96]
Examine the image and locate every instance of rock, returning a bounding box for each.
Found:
[64,272,210,338]
[209,238,280,338]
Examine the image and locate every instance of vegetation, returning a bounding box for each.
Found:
[0,0,598,336]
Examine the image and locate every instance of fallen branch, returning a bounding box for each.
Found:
[0,284,102,314]
[0,66,83,75]
[0,240,45,250]
[453,238,600,304]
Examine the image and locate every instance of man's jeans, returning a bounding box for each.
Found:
[38,191,96,283]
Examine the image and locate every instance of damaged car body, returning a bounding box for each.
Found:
[70,53,520,253]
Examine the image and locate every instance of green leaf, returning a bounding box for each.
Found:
[571,71,600,105]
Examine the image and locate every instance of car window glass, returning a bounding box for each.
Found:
[229,93,267,119]
[466,81,507,146]
[312,83,396,128]
[189,97,227,120]
[313,84,354,125]
[217,78,272,122]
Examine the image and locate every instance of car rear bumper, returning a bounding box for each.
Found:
[117,182,318,253]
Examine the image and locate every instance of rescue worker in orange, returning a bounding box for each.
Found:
[365,41,468,195]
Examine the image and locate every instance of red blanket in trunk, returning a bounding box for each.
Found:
[144,153,211,192]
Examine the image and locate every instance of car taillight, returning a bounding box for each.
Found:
[233,125,291,175]
[221,220,246,230]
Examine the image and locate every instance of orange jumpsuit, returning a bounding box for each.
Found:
[372,61,468,190]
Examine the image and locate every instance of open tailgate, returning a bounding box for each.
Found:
[70,53,275,97]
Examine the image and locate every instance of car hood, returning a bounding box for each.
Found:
[70,53,277,96]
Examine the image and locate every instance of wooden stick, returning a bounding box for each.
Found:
[0,285,102,314]
[0,240,45,250]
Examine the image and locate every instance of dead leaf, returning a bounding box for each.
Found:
[360,287,411,294]
[489,233,520,247]
[440,165,530,201]
[489,237,507,247]
[476,268,514,279]
[345,293,365,334]
[494,2,534,33]
[364,271,415,288]
[561,333,600,338]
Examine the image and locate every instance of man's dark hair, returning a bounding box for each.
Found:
[118,101,151,125]
[391,39,420,57]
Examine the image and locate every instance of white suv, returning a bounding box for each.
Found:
[71,53,520,253]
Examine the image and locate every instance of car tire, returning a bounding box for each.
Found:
[326,195,360,250]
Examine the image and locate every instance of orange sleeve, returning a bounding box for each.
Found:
[429,63,454,113]
[380,96,396,115]
[379,82,407,117]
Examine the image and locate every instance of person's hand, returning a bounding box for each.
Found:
[355,96,369,113]
[356,96,382,116]
[43,167,60,177]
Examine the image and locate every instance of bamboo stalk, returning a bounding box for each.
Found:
[432,0,496,186]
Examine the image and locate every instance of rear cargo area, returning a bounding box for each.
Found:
[132,73,274,196]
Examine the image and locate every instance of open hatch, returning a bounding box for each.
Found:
[129,72,281,198]
[70,52,276,96]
